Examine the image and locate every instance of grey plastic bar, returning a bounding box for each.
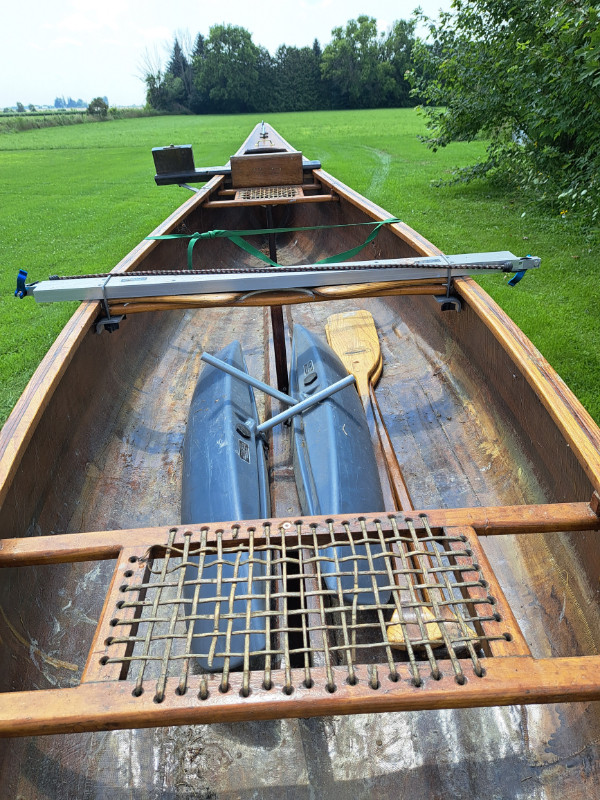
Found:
[257,375,356,433]
[201,352,297,406]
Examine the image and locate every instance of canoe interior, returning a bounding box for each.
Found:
[0,142,599,796]
[2,191,600,662]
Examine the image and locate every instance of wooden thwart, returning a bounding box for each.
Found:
[203,192,337,209]
[107,280,447,316]
[0,503,596,737]
[0,655,599,738]
[0,502,597,567]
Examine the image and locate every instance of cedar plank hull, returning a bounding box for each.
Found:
[0,127,599,797]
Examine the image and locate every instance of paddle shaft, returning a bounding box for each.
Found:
[326,311,466,635]
[325,312,441,635]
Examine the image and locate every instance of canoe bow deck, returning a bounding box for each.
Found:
[1,122,599,797]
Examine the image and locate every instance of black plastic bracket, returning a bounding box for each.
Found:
[95,314,125,334]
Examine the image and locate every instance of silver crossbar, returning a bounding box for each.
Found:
[201,352,355,434]
[27,252,540,304]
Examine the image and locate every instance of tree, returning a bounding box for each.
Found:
[16,102,25,113]
[54,96,66,109]
[167,37,193,107]
[87,97,108,117]
[194,24,260,113]
[28,104,36,112]
[141,47,184,112]
[254,46,275,112]
[187,33,207,112]
[410,1,600,221]
[321,16,394,109]
[192,32,205,60]
[382,19,417,107]
[272,45,327,111]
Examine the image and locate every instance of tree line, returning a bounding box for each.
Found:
[142,16,417,115]
[54,96,88,109]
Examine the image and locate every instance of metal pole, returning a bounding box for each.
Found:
[257,375,355,434]
[200,352,296,406]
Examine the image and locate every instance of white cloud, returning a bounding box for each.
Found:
[49,36,84,48]
[138,26,173,44]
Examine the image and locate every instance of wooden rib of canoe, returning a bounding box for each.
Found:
[0,121,599,798]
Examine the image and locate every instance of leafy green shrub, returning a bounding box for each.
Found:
[87,97,108,117]
[410,1,600,224]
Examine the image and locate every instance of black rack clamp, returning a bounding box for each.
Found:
[95,276,124,334]
[434,257,462,312]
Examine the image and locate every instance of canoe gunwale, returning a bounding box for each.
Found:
[456,277,600,494]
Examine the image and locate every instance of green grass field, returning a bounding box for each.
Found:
[1,109,599,426]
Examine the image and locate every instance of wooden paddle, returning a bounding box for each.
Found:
[325,310,445,647]
[326,309,477,650]
[325,310,411,510]
[325,311,395,511]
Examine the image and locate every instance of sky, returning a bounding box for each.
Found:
[2,0,451,109]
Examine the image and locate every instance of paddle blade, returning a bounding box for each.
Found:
[326,310,381,397]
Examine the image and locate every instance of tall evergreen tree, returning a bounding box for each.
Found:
[273,45,327,111]
[188,34,206,112]
[167,37,193,109]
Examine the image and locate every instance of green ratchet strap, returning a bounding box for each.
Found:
[146,218,402,269]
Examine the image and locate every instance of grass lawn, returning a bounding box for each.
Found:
[1,109,598,426]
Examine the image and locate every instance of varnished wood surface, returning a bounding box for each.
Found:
[0,656,598,738]
[325,310,380,400]
[457,277,600,493]
[447,525,531,658]
[231,152,304,189]
[0,501,596,566]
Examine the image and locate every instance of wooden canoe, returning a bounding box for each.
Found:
[0,121,599,798]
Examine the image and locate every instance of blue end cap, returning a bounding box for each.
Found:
[15,269,28,298]
[508,269,526,287]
